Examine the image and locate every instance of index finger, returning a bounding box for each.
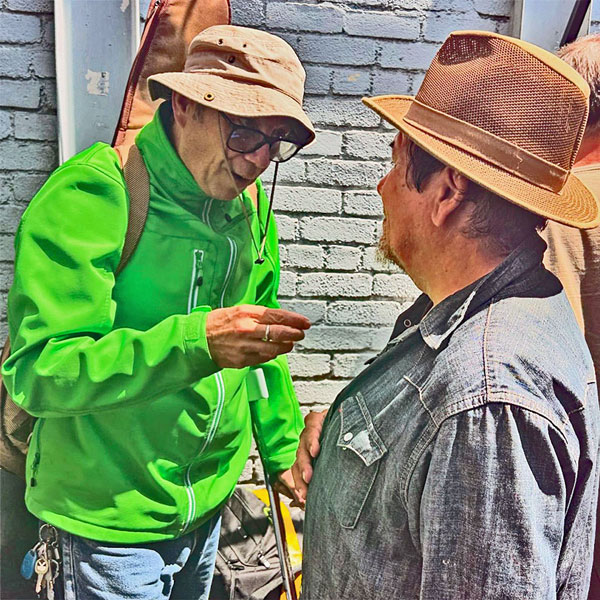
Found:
[259,308,311,330]
[291,455,310,505]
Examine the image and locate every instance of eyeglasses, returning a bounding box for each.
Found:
[221,112,305,163]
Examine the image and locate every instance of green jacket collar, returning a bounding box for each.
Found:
[135,102,211,217]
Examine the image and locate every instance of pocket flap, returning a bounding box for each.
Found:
[337,391,387,467]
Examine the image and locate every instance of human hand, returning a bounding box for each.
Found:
[272,469,303,508]
[291,410,328,508]
[206,305,310,369]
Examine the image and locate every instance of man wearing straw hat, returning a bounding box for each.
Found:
[293,31,600,599]
[3,25,314,599]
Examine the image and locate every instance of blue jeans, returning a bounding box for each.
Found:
[57,514,221,600]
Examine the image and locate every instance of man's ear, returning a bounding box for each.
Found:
[430,167,469,228]
[171,92,192,128]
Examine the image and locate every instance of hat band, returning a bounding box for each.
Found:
[403,100,569,193]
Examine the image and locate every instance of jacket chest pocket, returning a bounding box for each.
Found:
[318,391,387,529]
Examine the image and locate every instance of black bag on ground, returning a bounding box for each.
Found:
[210,487,300,600]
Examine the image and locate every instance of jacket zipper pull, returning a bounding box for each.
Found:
[30,452,41,487]
[257,552,271,569]
[30,420,44,487]
[195,252,204,287]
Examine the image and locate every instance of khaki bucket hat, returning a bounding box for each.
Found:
[149,24,315,144]
[363,30,599,229]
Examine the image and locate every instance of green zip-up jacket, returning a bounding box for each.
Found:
[2,104,303,543]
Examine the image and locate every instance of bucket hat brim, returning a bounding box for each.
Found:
[149,72,315,144]
[364,95,599,229]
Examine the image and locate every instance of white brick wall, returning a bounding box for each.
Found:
[0,0,55,310]
[0,0,515,482]
[241,2,511,479]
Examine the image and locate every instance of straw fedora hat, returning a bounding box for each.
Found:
[148,25,315,144]
[363,31,599,229]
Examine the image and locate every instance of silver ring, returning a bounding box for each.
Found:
[262,324,271,342]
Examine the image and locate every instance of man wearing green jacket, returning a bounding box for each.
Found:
[2,26,314,600]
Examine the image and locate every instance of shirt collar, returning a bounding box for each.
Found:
[418,234,548,350]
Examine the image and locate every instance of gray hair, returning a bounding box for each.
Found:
[558,34,600,133]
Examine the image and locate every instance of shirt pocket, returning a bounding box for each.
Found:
[329,391,387,529]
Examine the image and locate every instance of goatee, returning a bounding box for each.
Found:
[377,229,401,269]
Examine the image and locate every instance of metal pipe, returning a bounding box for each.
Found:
[561,0,592,46]
[265,474,298,600]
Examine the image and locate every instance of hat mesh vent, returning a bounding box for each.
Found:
[415,36,587,170]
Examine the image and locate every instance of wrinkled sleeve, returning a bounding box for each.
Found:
[248,179,303,476]
[3,161,218,418]
[413,403,577,600]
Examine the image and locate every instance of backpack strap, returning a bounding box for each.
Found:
[116,144,150,275]
[1,338,10,365]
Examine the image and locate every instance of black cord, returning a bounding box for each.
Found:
[255,162,279,265]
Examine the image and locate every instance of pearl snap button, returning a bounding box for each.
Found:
[343,432,353,442]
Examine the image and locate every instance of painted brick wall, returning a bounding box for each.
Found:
[0,0,515,482]
[0,0,56,329]
[231,0,513,420]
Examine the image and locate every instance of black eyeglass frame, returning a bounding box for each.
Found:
[220,112,306,163]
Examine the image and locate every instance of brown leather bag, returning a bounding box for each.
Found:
[113,0,231,162]
[0,0,231,478]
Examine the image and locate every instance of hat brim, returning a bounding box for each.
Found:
[148,72,315,144]
[363,95,600,229]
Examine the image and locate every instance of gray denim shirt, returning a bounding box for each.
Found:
[302,236,600,600]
